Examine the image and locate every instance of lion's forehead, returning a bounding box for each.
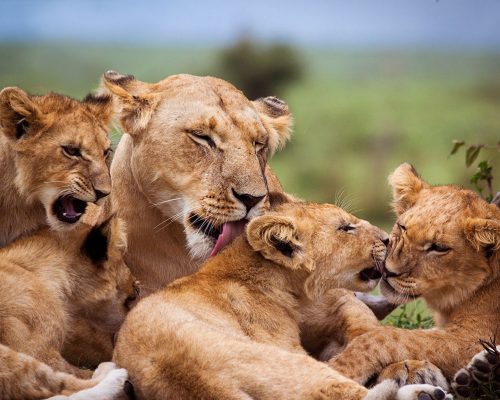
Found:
[158,100,265,140]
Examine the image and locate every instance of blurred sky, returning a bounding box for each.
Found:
[1,0,500,49]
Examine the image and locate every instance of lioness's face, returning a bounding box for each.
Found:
[104,73,292,260]
[247,202,389,298]
[382,163,500,311]
[0,88,114,230]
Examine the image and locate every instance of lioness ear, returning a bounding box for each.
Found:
[100,70,160,135]
[388,163,428,215]
[465,218,500,258]
[0,87,45,140]
[82,92,115,126]
[253,96,293,155]
[246,214,312,271]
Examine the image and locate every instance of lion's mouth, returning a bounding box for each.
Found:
[359,266,382,281]
[53,195,88,224]
[188,213,247,257]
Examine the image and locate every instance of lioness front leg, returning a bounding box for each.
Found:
[329,327,478,384]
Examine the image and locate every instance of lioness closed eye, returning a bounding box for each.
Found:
[0,87,114,247]
[113,200,446,400]
[101,71,293,294]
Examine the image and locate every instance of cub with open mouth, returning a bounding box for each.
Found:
[0,86,115,246]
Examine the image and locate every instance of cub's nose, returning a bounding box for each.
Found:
[232,189,265,212]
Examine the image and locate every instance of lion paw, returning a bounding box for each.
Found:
[451,344,500,398]
[396,384,453,400]
[378,360,449,391]
[365,380,452,400]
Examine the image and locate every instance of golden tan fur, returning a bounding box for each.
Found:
[328,163,500,384]
[101,71,292,295]
[0,216,137,399]
[113,201,445,400]
[0,87,114,247]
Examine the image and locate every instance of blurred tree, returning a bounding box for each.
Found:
[217,38,304,99]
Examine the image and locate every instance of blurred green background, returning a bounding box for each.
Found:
[1,43,499,230]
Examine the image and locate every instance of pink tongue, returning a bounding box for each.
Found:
[210,220,247,257]
[61,197,78,218]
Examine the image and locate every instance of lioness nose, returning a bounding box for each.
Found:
[232,189,265,212]
[382,238,390,247]
[95,189,110,201]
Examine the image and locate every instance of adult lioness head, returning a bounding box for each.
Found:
[382,163,500,312]
[247,201,389,296]
[0,87,114,229]
[102,71,292,259]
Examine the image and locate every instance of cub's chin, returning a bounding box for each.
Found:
[379,279,411,305]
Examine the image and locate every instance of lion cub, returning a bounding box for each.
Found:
[0,216,138,399]
[328,163,500,389]
[0,86,114,247]
[114,200,446,400]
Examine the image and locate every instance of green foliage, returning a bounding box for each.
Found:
[449,141,499,201]
[216,38,304,99]
[383,303,434,329]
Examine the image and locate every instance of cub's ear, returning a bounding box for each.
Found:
[253,96,293,155]
[0,87,45,140]
[82,92,115,127]
[100,70,160,135]
[464,218,500,259]
[82,215,128,266]
[388,163,428,215]
[246,214,312,271]
[81,216,113,265]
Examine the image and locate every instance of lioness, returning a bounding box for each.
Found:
[328,163,500,393]
[101,71,292,295]
[113,200,447,400]
[0,87,114,247]
[0,216,138,399]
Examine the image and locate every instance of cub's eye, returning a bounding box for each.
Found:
[339,224,355,232]
[397,223,407,232]
[62,145,81,157]
[426,243,451,253]
[188,130,216,149]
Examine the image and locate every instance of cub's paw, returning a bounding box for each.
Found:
[365,380,452,400]
[378,360,449,391]
[451,343,500,398]
[92,361,118,380]
[396,384,453,400]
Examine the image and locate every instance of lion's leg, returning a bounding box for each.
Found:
[302,289,380,358]
[451,343,500,398]
[329,326,478,384]
[377,360,449,391]
[0,343,127,399]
